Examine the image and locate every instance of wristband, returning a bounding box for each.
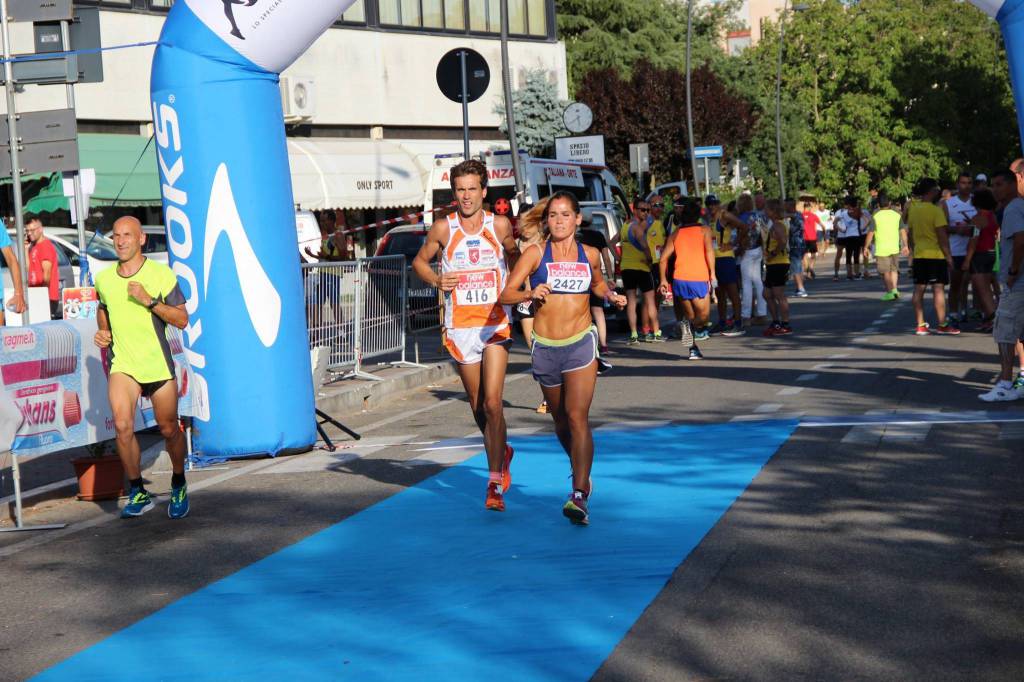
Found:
[147,299,159,310]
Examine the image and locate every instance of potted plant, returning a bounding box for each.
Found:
[71,440,124,501]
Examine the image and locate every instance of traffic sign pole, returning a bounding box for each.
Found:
[459,49,470,161]
[60,17,88,284]
[1,0,31,319]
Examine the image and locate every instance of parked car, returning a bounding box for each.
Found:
[372,224,438,330]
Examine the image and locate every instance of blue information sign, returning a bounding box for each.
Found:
[693,145,724,159]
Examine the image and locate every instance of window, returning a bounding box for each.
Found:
[341,0,366,23]
[445,0,465,30]
[380,0,421,27]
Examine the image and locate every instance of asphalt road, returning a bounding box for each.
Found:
[1,273,1021,681]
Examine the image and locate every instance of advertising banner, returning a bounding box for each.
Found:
[0,320,195,459]
[62,287,98,320]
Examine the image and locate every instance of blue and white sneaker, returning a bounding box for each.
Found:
[168,483,190,519]
[121,487,155,518]
[694,328,710,342]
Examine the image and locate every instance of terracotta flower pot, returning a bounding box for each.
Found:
[72,455,125,501]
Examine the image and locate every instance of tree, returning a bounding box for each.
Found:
[556,0,743,92]
[493,68,569,157]
[576,59,755,194]
[727,0,1019,202]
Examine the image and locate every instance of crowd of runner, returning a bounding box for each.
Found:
[405,159,1024,528]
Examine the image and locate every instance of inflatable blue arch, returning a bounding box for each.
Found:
[149,0,1024,459]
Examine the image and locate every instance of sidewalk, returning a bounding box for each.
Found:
[1,331,459,525]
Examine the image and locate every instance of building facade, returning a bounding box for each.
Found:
[2,0,567,247]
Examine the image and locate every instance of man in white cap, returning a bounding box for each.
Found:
[975,173,989,191]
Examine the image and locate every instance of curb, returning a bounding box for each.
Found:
[316,360,458,415]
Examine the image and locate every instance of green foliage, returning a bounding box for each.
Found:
[555,0,743,92]
[729,0,1019,202]
[493,69,569,157]
[558,0,1019,204]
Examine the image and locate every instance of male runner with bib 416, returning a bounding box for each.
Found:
[413,160,520,512]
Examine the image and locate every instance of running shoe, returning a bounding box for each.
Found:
[688,346,704,361]
[485,482,505,512]
[881,291,898,301]
[967,309,984,321]
[650,331,667,343]
[168,483,190,519]
[599,344,614,356]
[1013,374,1024,391]
[795,289,809,298]
[979,381,1024,402]
[596,355,613,375]
[694,328,710,342]
[562,491,589,525]
[934,325,961,335]
[501,445,514,492]
[777,324,793,335]
[536,401,548,414]
[914,323,931,336]
[679,319,693,348]
[833,275,840,281]
[721,322,746,337]
[641,333,652,343]
[763,324,781,337]
[978,320,994,334]
[121,487,155,518]
[626,334,640,345]
[714,320,729,335]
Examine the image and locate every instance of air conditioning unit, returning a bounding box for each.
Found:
[281,77,316,122]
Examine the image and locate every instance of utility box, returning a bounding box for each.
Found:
[33,7,104,84]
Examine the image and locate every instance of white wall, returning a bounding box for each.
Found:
[0,11,568,130]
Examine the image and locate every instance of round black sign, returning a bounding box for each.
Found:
[436,48,491,104]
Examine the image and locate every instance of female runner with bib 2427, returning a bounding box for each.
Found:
[500,191,626,525]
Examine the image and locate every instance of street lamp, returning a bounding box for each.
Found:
[686,0,699,197]
[776,2,809,201]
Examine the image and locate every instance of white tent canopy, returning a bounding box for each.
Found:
[286,138,428,211]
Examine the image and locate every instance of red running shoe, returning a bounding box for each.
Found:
[485,482,505,512]
[934,325,961,335]
[501,444,514,492]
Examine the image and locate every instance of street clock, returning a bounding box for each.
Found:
[563,102,594,134]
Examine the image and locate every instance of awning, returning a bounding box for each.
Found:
[23,133,162,213]
[286,138,427,211]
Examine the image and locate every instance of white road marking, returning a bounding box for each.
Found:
[755,404,783,413]
[797,373,819,382]
[864,327,880,334]
[999,422,1024,440]
[828,354,850,359]
[811,364,833,370]
[852,337,870,344]
[777,387,804,396]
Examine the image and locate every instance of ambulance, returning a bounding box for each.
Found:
[424,150,631,226]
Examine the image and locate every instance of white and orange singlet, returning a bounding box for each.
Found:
[441,211,512,364]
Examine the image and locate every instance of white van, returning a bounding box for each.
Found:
[424,151,631,225]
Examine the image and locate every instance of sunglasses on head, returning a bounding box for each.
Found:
[636,207,649,212]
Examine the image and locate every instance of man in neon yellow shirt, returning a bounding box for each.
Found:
[907,178,958,335]
[95,217,191,519]
[864,193,909,301]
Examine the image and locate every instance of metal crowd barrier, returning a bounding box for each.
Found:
[302,256,426,381]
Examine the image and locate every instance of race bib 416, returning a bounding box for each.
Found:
[455,270,498,306]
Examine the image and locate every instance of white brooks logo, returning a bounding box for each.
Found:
[204,163,282,347]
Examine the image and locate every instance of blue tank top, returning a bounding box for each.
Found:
[529,240,593,295]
